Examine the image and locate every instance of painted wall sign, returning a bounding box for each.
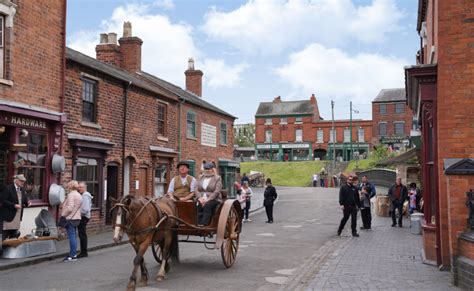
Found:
[201,123,216,147]
[281,143,310,149]
[256,144,279,149]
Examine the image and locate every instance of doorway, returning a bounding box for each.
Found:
[0,126,10,187]
[138,167,148,196]
[106,164,118,224]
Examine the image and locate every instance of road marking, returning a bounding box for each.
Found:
[275,268,297,275]
[283,225,302,228]
[256,233,275,237]
[265,276,288,285]
[239,244,248,248]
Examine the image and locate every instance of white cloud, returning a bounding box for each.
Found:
[275,43,407,105]
[201,59,250,88]
[202,0,404,55]
[153,0,175,10]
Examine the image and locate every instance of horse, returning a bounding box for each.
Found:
[111,195,179,291]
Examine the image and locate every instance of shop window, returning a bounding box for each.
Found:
[295,129,302,142]
[379,123,387,137]
[395,103,405,114]
[394,122,404,135]
[265,130,272,143]
[154,164,168,196]
[295,117,303,124]
[17,133,47,201]
[317,129,324,143]
[379,104,387,115]
[0,15,4,79]
[74,158,99,207]
[157,103,166,136]
[358,128,365,142]
[280,117,287,124]
[187,111,196,138]
[329,129,336,143]
[343,128,350,142]
[264,118,272,125]
[82,79,98,123]
[220,122,227,145]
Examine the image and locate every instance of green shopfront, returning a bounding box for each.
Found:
[218,159,239,198]
[327,142,370,162]
[255,143,312,161]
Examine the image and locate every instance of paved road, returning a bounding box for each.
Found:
[0,187,341,291]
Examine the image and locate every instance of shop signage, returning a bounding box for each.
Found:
[381,136,407,144]
[6,115,48,129]
[281,143,309,149]
[256,144,279,149]
[201,123,216,147]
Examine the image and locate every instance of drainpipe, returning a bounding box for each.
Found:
[122,81,132,197]
[178,98,185,161]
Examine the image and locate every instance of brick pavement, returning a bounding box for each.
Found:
[283,215,458,291]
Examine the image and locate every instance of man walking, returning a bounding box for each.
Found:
[337,175,360,237]
[358,175,376,230]
[77,182,92,258]
[312,173,319,187]
[388,177,408,227]
[320,168,327,187]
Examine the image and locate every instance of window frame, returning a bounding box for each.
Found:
[295,116,303,124]
[265,130,272,143]
[395,103,405,114]
[264,118,272,125]
[186,110,197,138]
[379,104,387,115]
[81,78,98,123]
[358,128,365,142]
[394,122,405,136]
[280,117,287,124]
[157,103,167,136]
[295,128,303,142]
[378,122,388,137]
[316,129,324,143]
[0,15,4,79]
[343,128,350,143]
[74,157,100,208]
[329,129,336,143]
[220,121,228,145]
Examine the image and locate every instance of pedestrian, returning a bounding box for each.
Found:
[312,173,319,187]
[408,183,417,215]
[359,186,371,230]
[61,180,83,262]
[409,182,422,211]
[263,178,277,223]
[388,177,408,227]
[77,182,92,258]
[1,174,31,240]
[358,175,376,230]
[240,181,253,222]
[320,167,327,187]
[241,173,250,186]
[337,175,360,237]
[195,162,222,226]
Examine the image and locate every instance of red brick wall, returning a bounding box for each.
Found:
[371,102,413,138]
[185,70,203,97]
[459,239,474,260]
[0,0,65,112]
[180,102,234,173]
[437,0,474,265]
[118,37,142,73]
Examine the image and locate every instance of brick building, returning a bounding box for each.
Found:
[0,1,67,235]
[255,95,372,161]
[372,88,414,149]
[63,23,236,231]
[405,0,474,287]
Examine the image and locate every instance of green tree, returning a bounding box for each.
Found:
[234,124,255,147]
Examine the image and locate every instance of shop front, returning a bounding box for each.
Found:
[256,144,280,161]
[218,159,239,198]
[0,101,67,235]
[328,143,370,162]
[255,143,312,161]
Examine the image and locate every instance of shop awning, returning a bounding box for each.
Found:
[0,99,66,123]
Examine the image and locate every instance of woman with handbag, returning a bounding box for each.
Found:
[60,180,82,262]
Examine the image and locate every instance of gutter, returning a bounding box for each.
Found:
[178,98,185,160]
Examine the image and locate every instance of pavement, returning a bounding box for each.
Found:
[0,188,266,271]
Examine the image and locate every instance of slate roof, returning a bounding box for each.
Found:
[372,88,406,103]
[255,100,315,117]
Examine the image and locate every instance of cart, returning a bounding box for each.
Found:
[248,171,265,187]
[151,199,243,268]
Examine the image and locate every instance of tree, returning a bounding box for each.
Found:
[234,124,255,147]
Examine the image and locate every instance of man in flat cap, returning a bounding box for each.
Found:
[1,174,31,242]
[166,161,197,201]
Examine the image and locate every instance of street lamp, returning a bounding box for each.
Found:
[349,101,359,161]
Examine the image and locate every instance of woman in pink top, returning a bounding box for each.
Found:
[61,180,82,262]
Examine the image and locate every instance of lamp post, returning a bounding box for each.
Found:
[349,101,359,161]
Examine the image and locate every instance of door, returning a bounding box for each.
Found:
[0,126,10,187]
[106,165,118,224]
[138,168,148,196]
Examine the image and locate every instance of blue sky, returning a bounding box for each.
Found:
[67,0,419,123]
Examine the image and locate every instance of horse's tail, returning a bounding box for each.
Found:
[170,227,180,263]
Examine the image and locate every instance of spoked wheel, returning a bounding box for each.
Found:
[151,242,171,273]
[221,205,241,268]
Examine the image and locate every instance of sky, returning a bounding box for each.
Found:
[67,0,420,123]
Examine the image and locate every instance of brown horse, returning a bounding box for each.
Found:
[111,195,179,291]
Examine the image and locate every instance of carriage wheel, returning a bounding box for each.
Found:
[220,205,241,268]
[151,242,171,273]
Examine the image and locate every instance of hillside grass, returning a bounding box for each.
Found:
[240,161,327,187]
[345,156,377,172]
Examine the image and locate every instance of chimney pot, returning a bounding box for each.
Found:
[185,58,203,97]
[108,32,117,44]
[188,58,195,70]
[123,21,132,37]
[100,33,108,44]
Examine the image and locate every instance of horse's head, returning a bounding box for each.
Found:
[111,196,132,243]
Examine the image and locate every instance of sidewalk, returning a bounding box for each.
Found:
[304,216,458,290]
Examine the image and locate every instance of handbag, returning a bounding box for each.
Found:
[57,200,83,228]
[57,216,68,228]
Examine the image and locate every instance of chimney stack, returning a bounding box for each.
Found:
[185,58,203,97]
[309,93,321,120]
[96,32,121,67]
[118,22,143,73]
[273,96,281,103]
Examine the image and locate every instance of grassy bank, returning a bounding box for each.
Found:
[240,161,327,187]
[345,157,376,172]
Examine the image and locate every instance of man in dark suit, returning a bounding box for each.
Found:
[337,175,361,237]
[388,177,408,227]
[1,174,30,241]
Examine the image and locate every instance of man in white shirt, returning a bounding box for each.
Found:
[312,174,319,187]
[166,161,197,201]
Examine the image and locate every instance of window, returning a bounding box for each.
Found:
[280,117,287,124]
[344,128,350,142]
[379,123,387,137]
[358,128,365,142]
[154,164,168,197]
[265,118,272,125]
[395,103,405,114]
[295,129,302,142]
[379,104,387,115]
[187,160,196,177]
[82,79,98,123]
[265,130,272,143]
[0,16,4,79]
[394,122,405,135]
[317,129,324,143]
[295,117,303,123]
[74,158,99,207]
[157,104,166,136]
[220,122,227,145]
[329,129,336,143]
[186,111,196,138]
[17,133,47,201]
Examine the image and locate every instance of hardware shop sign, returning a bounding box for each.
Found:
[3,115,48,129]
